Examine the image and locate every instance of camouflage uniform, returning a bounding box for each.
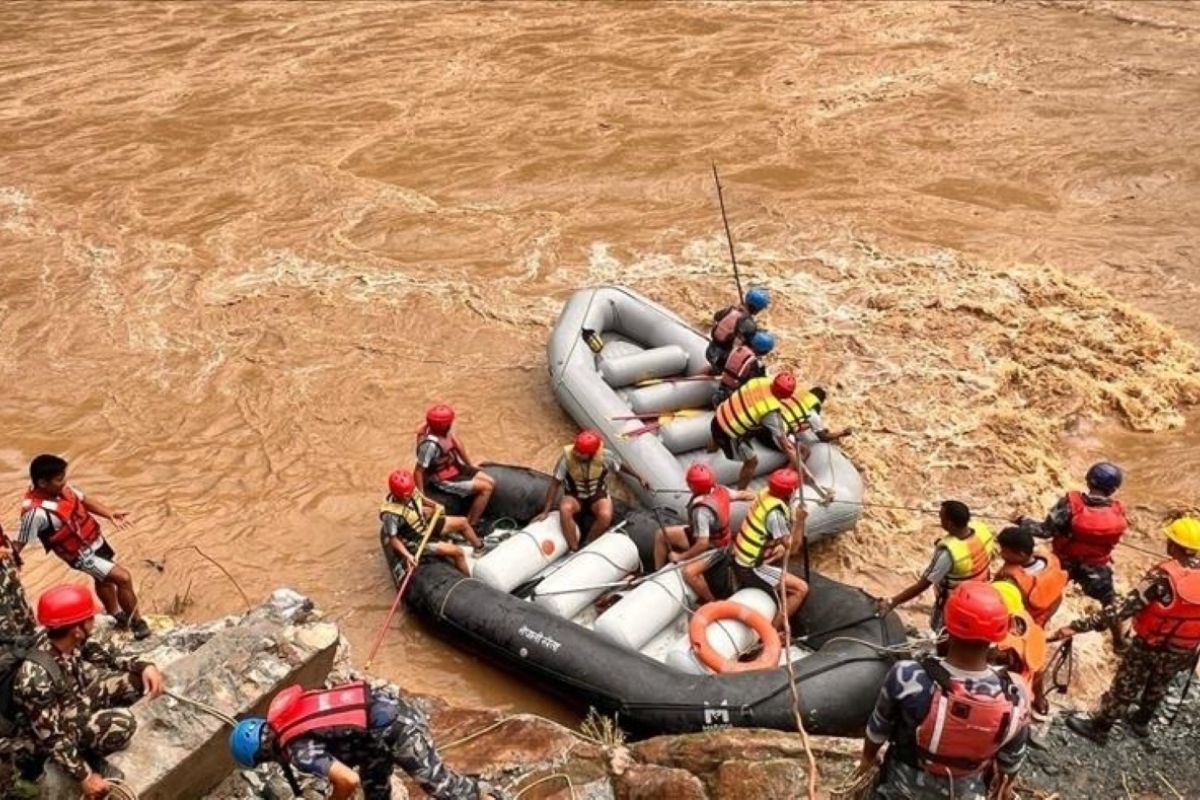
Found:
[284,686,492,800]
[1068,554,1200,727]
[12,633,151,782]
[1024,495,1120,604]
[0,526,36,641]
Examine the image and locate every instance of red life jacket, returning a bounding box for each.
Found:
[690,486,733,549]
[710,305,748,348]
[267,682,371,751]
[1133,560,1200,651]
[1052,491,1127,566]
[719,345,761,391]
[21,485,102,565]
[897,658,1022,779]
[417,432,463,482]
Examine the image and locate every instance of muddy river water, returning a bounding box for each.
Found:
[1,1,1198,717]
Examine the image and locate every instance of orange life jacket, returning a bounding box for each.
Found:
[1133,560,1200,651]
[417,432,463,482]
[21,485,102,565]
[1052,491,1127,566]
[718,345,761,391]
[710,305,749,347]
[268,682,371,751]
[999,612,1048,688]
[689,486,733,549]
[995,554,1068,627]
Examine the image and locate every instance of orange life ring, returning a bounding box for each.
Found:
[689,600,782,673]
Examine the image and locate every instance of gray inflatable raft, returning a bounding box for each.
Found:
[547,285,863,540]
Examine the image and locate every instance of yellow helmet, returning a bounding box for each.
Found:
[991,580,1025,616]
[1164,517,1200,551]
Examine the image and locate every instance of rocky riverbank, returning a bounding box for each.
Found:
[33,591,1197,800]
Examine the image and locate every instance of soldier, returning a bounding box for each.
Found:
[229,680,507,800]
[14,584,164,799]
[0,521,39,800]
[1053,516,1200,743]
[0,522,36,641]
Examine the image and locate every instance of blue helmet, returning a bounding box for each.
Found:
[744,287,770,313]
[229,718,268,769]
[1085,462,1123,495]
[749,330,775,355]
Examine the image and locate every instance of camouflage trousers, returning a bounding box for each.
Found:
[1097,637,1198,725]
[358,715,485,800]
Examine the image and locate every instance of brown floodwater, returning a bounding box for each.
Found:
[1,0,1198,718]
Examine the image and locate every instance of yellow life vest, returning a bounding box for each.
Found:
[715,376,781,438]
[380,490,444,540]
[777,391,821,435]
[562,445,608,499]
[939,521,997,588]
[733,489,790,568]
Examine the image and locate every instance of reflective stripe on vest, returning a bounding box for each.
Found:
[690,486,733,549]
[996,554,1068,628]
[1053,491,1127,566]
[733,490,788,568]
[380,490,444,539]
[715,377,781,438]
[1133,560,1200,651]
[710,305,748,347]
[563,445,608,499]
[268,682,370,749]
[419,433,462,482]
[777,392,822,435]
[21,485,101,565]
[939,522,997,588]
[719,346,760,391]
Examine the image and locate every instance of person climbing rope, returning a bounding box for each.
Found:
[381,469,480,578]
[414,404,497,528]
[1053,516,1200,743]
[878,500,997,633]
[710,330,774,408]
[705,287,770,372]
[708,372,799,490]
[535,430,649,552]
[652,463,754,570]
[859,582,1030,800]
[1015,461,1130,651]
[229,680,507,800]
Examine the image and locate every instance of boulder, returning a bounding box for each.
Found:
[713,759,807,799]
[616,764,709,800]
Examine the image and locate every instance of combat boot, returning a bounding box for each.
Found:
[1127,708,1153,739]
[1066,714,1112,744]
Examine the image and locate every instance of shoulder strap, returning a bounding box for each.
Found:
[24,649,67,695]
[918,656,954,692]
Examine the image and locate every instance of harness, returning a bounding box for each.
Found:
[267,682,371,751]
[718,345,762,391]
[710,304,749,347]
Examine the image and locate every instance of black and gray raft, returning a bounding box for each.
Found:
[381,463,905,738]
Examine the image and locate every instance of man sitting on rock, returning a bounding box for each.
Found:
[230,680,507,800]
[14,584,165,799]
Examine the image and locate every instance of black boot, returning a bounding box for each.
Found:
[130,616,152,641]
[1128,709,1153,738]
[1066,714,1112,744]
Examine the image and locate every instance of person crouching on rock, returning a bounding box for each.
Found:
[415,404,496,529]
[653,463,754,571]
[382,469,480,578]
[1052,516,1200,744]
[14,584,165,799]
[229,681,507,800]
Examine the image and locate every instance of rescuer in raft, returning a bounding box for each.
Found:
[708,371,800,491]
[860,582,1030,800]
[652,463,755,570]
[769,385,853,460]
[414,404,496,528]
[710,329,774,408]
[229,680,506,800]
[381,469,481,577]
[705,287,770,372]
[13,454,150,640]
[535,430,649,553]
[878,500,997,632]
[1052,516,1200,744]
[1015,461,1130,650]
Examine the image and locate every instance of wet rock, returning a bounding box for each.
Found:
[616,764,708,800]
[713,758,807,800]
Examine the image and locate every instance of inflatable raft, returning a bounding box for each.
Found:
[382,464,905,738]
[546,285,864,541]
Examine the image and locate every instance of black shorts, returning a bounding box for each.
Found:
[710,418,754,461]
[567,492,609,513]
[702,550,736,598]
[1064,560,1116,605]
[398,516,447,551]
[731,562,783,595]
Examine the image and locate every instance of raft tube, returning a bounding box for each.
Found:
[383,463,905,738]
[546,285,864,541]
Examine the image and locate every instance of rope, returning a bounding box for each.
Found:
[513,772,576,799]
[164,690,237,726]
[779,537,818,800]
[1047,638,1075,695]
[145,545,253,611]
[81,779,138,800]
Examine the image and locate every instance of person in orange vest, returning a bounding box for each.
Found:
[991,580,1050,715]
[652,463,755,570]
[878,501,997,632]
[535,430,649,552]
[1053,516,1200,743]
[705,287,770,372]
[860,583,1030,800]
[228,681,506,800]
[1016,461,1129,650]
[12,454,150,640]
[414,404,496,528]
[994,525,1068,628]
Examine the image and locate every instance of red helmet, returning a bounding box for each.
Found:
[767,468,800,500]
[425,404,455,434]
[771,372,797,399]
[573,430,602,457]
[686,463,716,495]
[37,584,99,629]
[388,468,416,500]
[943,583,1010,644]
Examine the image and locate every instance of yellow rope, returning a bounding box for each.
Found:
[513,772,576,799]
